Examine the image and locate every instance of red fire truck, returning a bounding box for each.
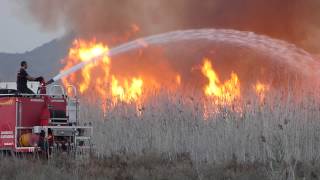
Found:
[0,81,92,156]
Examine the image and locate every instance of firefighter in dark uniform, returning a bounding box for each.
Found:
[17,61,43,94]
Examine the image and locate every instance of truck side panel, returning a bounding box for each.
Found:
[0,97,16,148]
[19,98,44,127]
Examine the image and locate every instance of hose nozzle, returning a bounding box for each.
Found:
[46,79,54,85]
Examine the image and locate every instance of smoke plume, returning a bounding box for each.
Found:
[19,0,320,53]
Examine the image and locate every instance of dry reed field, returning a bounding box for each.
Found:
[81,89,320,179]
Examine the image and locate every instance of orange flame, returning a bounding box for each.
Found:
[61,39,144,107]
[201,58,241,104]
[254,82,270,102]
[111,76,143,103]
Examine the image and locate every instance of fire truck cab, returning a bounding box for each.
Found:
[0,82,92,156]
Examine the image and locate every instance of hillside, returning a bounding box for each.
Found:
[0,34,74,82]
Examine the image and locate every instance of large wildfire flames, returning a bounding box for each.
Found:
[61,39,270,113]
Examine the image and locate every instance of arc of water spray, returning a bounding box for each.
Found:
[47,29,320,85]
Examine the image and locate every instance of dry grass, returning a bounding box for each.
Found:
[1,152,319,180]
[81,89,320,179]
[86,91,320,163]
[0,153,272,180]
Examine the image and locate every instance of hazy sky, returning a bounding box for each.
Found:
[0,0,65,53]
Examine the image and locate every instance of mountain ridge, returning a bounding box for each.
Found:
[0,34,74,82]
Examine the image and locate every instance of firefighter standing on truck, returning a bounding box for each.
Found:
[17,61,43,94]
